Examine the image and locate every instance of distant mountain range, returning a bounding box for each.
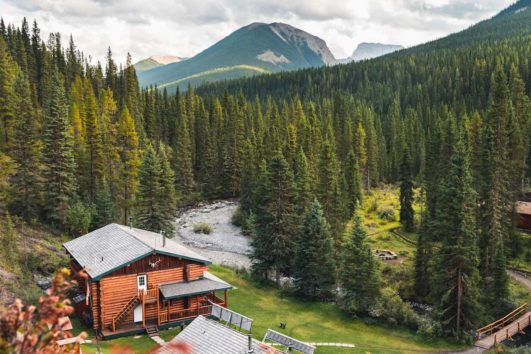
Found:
[137,22,338,91]
[348,42,404,62]
[134,55,185,72]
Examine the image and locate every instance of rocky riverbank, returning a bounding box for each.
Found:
[173,200,253,270]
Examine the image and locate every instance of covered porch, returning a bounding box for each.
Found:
[157,273,232,325]
[107,272,232,337]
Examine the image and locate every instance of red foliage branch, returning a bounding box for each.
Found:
[0,268,87,353]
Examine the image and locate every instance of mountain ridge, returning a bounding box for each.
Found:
[137,22,337,90]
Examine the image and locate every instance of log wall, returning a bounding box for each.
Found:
[95,261,208,329]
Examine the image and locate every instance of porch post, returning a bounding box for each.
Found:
[142,290,146,328]
[224,290,228,307]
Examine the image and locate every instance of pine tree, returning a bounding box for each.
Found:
[293,148,312,216]
[9,73,41,219]
[91,181,116,229]
[344,149,362,217]
[0,37,15,152]
[239,138,257,215]
[317,138,345,244]
[252,152,298,284]
[173,115,194,196]
[432,139,481,335]
[339,212,380,313]
[135,145,164,232]
[399,149,414,231]
[83,81,104,201]
[414,215,432,300]
[1,213,19,270]
[157,144,177,236]
[41,71,76,225]
[478,65,511,304]
[293,200,336,300]
[116,106,140,224]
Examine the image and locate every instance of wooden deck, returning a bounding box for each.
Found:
[475,311,531,349]
[101,323,146,339]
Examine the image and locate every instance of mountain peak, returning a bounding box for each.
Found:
[350,42,404,61]
[138,21,337,90]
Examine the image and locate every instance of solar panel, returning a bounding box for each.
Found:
[264,329,316,354]
[209,302,254,332]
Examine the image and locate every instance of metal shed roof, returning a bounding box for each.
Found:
[516,201,531,215]
[63,224,210,280]
[160,271,232,299]
[157,316,284,354]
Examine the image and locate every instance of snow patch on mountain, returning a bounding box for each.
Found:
[150,55,183,65]
[515,6,528,13]
[269,23,337,65]
[257,50,291,64]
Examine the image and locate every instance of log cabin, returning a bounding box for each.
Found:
[515,201,531,231]
[63,224,232,339]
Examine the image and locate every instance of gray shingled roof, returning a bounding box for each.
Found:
[160,271,232,299]
[63,224,210,280]
[157,316,284,354]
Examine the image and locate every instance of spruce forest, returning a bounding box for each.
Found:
[0,0,530,345]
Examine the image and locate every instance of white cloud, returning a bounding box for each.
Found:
[0,0,514,64]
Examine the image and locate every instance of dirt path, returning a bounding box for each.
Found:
[507,269,531,291]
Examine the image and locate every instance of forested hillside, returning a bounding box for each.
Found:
[0,0,529,340]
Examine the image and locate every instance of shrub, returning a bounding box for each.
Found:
[368,287,420,328]
[231,207,245,227]
[398,250,409,257]
[193,222,213,234]
[367,199,379,213]
[378,208,396,221]
[64,200,92,236]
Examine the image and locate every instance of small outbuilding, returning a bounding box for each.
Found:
[515,201,531,230]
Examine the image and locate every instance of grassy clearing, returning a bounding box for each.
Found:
[72,316,180,354]
[73,266,464,354]
[508,231,531,272]
[359,185,423,235]
[209,265,463,354]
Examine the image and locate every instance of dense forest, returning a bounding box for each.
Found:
[0,1,530,340]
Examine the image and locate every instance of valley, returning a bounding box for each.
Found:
[0,0,530,352]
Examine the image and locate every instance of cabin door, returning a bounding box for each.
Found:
[134,304,142,323]
[137,274,147,292]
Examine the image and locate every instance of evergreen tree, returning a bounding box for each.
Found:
[293,200,336,300]
[1,213,19,270]
[432,139,481,335]
[91,181,117,229]
[414,216,432,300]
[135,145,165,233]
[173,115,194,196]
[339,212,380,313]
[317,138,345,244]
[478,65,511,305]
[344,149,362,217]
[399,149,414,231]
[293,148,312,216]
[157,144,177,236]
[41,71,76,225]
[116,106,140,224]
[252,152,298,284]
[9,73,41,219]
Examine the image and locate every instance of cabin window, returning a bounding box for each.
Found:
[138,276,146,287]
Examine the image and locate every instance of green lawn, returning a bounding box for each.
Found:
[73,265,464,354]
[208,266,464,354]
[508,231,531,272]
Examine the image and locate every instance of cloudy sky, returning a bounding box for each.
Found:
[1,0,514,65]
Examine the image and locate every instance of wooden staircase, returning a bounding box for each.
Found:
[112,295,140,332]
[146,325,159,337]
